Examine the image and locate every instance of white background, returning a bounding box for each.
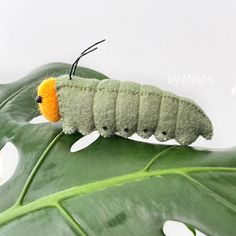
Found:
[1,0,236,235]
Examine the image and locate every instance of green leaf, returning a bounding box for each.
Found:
[186,224,196,236]
[0,63,236,236]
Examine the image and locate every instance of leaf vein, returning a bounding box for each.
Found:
[14,131,64,206]
[143,145,177,171]
[56,203,88,236]
[182,173,236,212]
[0,81,38,110]
[1,167,236,227]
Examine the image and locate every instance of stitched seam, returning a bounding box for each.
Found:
[91,81,99,130]
[155,90,164,132]
[136,84,142,131]
[57,85,162,97]
[57,84,207,118]
[114,81,121,131]
[174,98,181,137]
[179,97,206,117]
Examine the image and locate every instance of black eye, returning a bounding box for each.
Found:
[36,96,42,103]
[162,131,167,135]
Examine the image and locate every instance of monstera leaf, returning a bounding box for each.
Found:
[0,63,236,236]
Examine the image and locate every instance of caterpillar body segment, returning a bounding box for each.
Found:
[50,75,213,145]
[136,84,162,139]
[94,79,121,138]
[57,77,99,135]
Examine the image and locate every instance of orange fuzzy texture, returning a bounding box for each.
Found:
[37,78,60,122]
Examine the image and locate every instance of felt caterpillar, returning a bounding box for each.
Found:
[36,40,213,145]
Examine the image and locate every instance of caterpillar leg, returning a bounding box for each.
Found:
[62,120,77,134]
[175,130,199,145]
[63,124,77,134]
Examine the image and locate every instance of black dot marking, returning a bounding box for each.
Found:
[143,129,148,133]
[162,131,167,135]
[36,96,42,104]
[103,126,108,131]
[124,128,129,132]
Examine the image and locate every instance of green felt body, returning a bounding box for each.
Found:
[56,75,213,145]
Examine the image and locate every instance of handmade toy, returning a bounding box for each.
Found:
[36,40,213,145]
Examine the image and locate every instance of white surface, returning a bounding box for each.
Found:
[1,0,236,235]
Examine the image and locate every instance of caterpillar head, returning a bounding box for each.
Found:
[36,77,61,122]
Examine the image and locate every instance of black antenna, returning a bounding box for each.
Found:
[69,39,106,80]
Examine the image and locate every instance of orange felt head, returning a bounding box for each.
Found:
[36,77,60,122]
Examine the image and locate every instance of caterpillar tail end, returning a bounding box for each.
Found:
[200,116,214,140]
